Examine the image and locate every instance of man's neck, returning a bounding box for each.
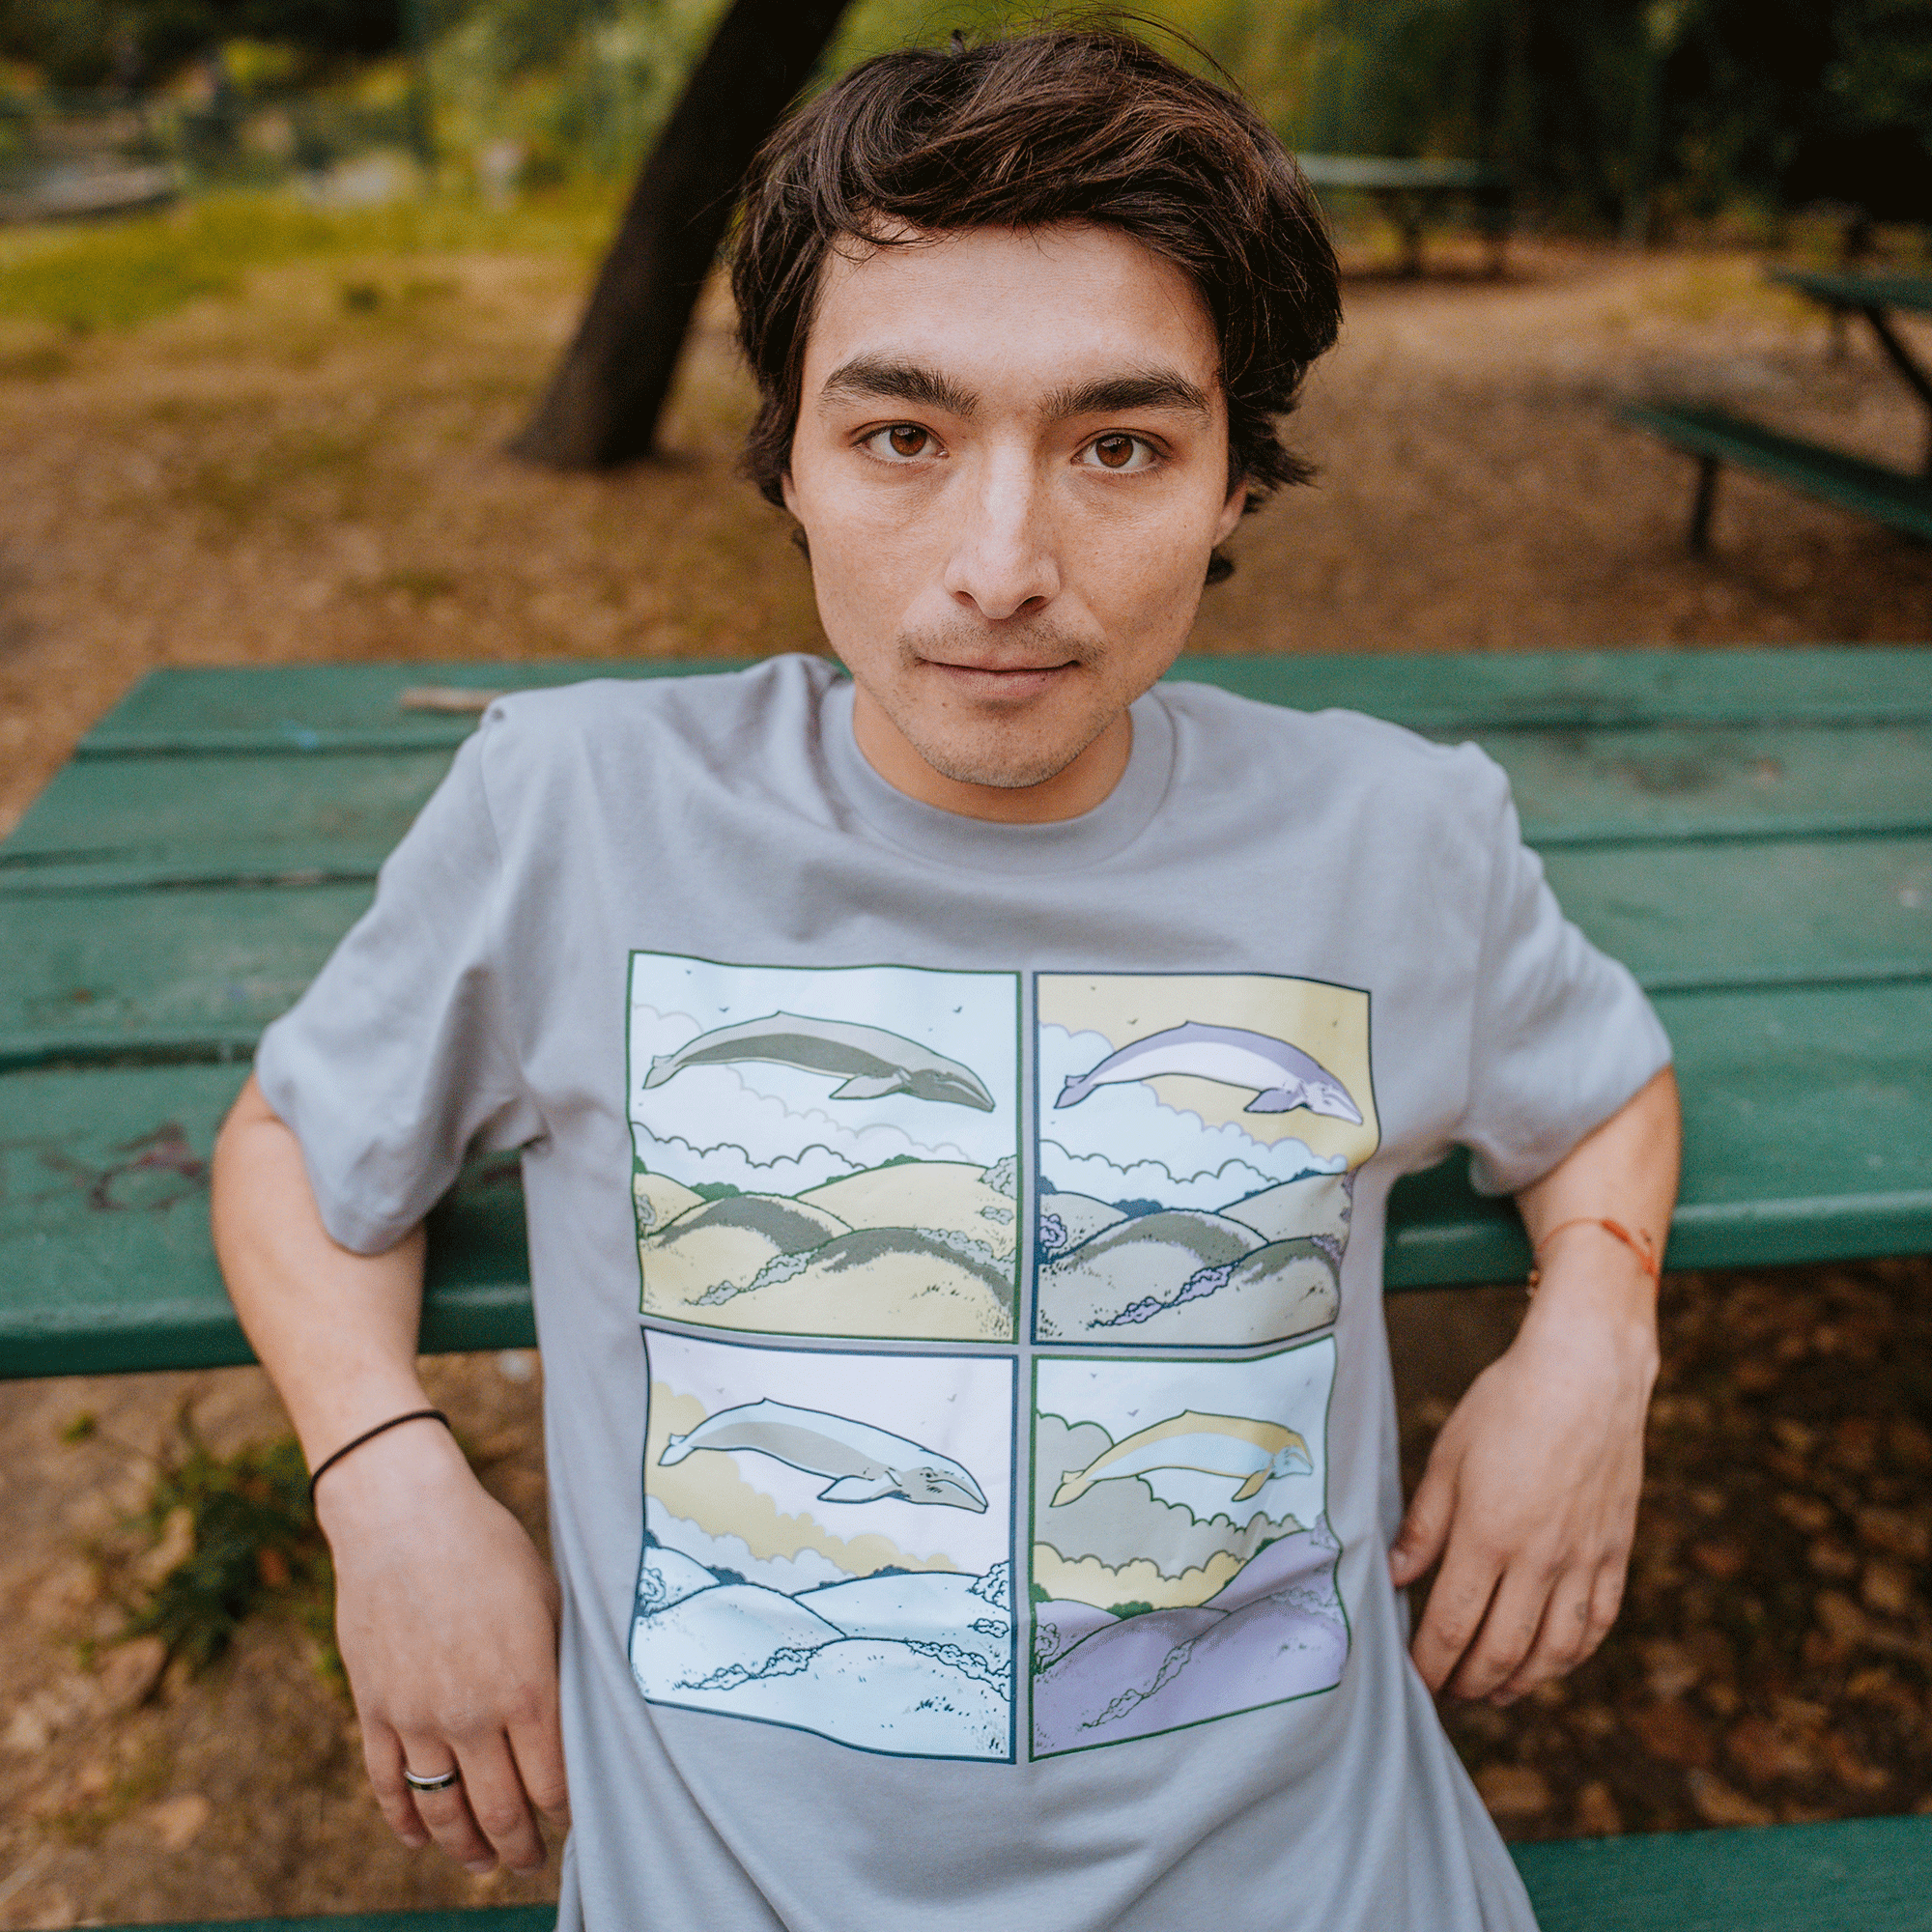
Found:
[848,687,1133,824]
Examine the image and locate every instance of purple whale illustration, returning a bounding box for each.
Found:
[1056,1021,1362,1123]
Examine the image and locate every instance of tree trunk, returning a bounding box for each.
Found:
[510,0,855,469]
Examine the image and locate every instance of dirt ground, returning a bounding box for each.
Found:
[1,224,1929,1926]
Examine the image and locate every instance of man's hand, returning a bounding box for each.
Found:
[1388,1263,1658,1702]
[211,1075,569,1873]
[317,1421,569,1873]
[1389,1065,1679,1704]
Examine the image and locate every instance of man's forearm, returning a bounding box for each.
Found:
[211,1072,432,1467]
[1392,1065,1681,1700]
[1516,1065,1681,1311]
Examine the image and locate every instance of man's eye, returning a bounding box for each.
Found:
[864,424,936,461]
[1080,434,1156,472]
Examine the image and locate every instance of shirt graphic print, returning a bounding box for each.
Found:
[625,954,1377,1764]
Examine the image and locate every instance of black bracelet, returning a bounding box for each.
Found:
[307,1407,451,1507]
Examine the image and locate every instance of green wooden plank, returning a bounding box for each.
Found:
[71,651,1932,760]
[1513,1814,1932,1932]
[0,1064,534,1378]
[93,1912,554,1932]
[7,976,1929,1375]
[0,883,373,1068]
[1540,837,1932,992]
[0,749,453,892]
[13,723,1932,897]
[1491,724,1932,846]
[1386,978,1932,1287]
[1619,405,1932,541]
[1770,267,1932,317]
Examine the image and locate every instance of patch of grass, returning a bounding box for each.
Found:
[117,1400,336,1681]
[0,184,621,334]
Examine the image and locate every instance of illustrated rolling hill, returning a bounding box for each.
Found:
[1030,1522,1347,1755]
[635,1158,1018,1340]
[631,1541,1012,1759]
[1035,1171,1349,1345]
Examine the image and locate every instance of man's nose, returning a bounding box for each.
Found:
[941,450,1062,620]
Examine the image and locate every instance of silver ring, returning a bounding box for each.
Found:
[403,1764,461,1793]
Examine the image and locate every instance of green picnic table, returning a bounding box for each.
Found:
[5,646,1931,1931]
[1294,154,1513,276]
[1622,270,1932,549]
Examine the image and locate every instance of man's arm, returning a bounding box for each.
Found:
[211,1073,568,1872]
[1389,1065,1680,1704]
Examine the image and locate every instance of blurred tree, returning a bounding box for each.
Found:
[511,0,853,469]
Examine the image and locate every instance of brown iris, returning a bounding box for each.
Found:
[888,424,926,457]
[1092,435,1136,469]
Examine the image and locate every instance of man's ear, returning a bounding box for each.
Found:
[781,469,800,519]
[1212,477,1248,548]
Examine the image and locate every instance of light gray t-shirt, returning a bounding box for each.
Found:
[257,654,1670,1932]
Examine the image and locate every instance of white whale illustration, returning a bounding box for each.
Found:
[1056,1021,1362,1123]
[660,1398,989,1512]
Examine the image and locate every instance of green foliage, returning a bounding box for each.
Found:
[119,1401,335,1676]
[1106,1599,1156,1619]
[0,185,617,332]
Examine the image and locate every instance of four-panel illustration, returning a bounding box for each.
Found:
[625,953,1378,1762]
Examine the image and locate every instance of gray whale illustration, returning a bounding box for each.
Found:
[644,1011,994,1111]
[1056,1021,1362,1123]
[659,1399,989,1512]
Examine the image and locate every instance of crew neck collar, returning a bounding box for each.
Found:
[818,674,1176,874]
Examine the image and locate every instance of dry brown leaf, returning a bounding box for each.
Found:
[1629,1698,1714,1769]
[1572,1780,1623,1836]
[1861,1561,1916,1618]
[1856,1508,1930,1563]
[1475,1764,1552,1820]
[1687,1769,1775,1828]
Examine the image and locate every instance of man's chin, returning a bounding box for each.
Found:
[903,726,1093,793]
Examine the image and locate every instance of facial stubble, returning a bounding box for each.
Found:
[881,623,1122,791]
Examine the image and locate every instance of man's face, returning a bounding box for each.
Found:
[782,222,1245,818]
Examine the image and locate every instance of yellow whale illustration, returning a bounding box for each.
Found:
[1050,1410,1314,1507]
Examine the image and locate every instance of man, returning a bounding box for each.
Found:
[213,26,1678,1931]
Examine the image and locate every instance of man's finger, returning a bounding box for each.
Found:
[1407,1537,1502,1691]
[395,1728,500,1873]
[363,1723,432,1850]
[1442,1560,1552,1702]
[457,1732,549,1874]
[1388,1457,1456,1588]
[506,1708,572,1833]
[1488,1565,1598,1704]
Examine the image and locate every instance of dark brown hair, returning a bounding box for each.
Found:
[730,21,1342,582]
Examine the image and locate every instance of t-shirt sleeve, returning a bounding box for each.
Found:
[1457,751,1672,1196]
[252,724,544,1253]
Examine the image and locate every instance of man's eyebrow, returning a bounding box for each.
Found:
[817,355,979,416]
[1041,370,1212,420]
